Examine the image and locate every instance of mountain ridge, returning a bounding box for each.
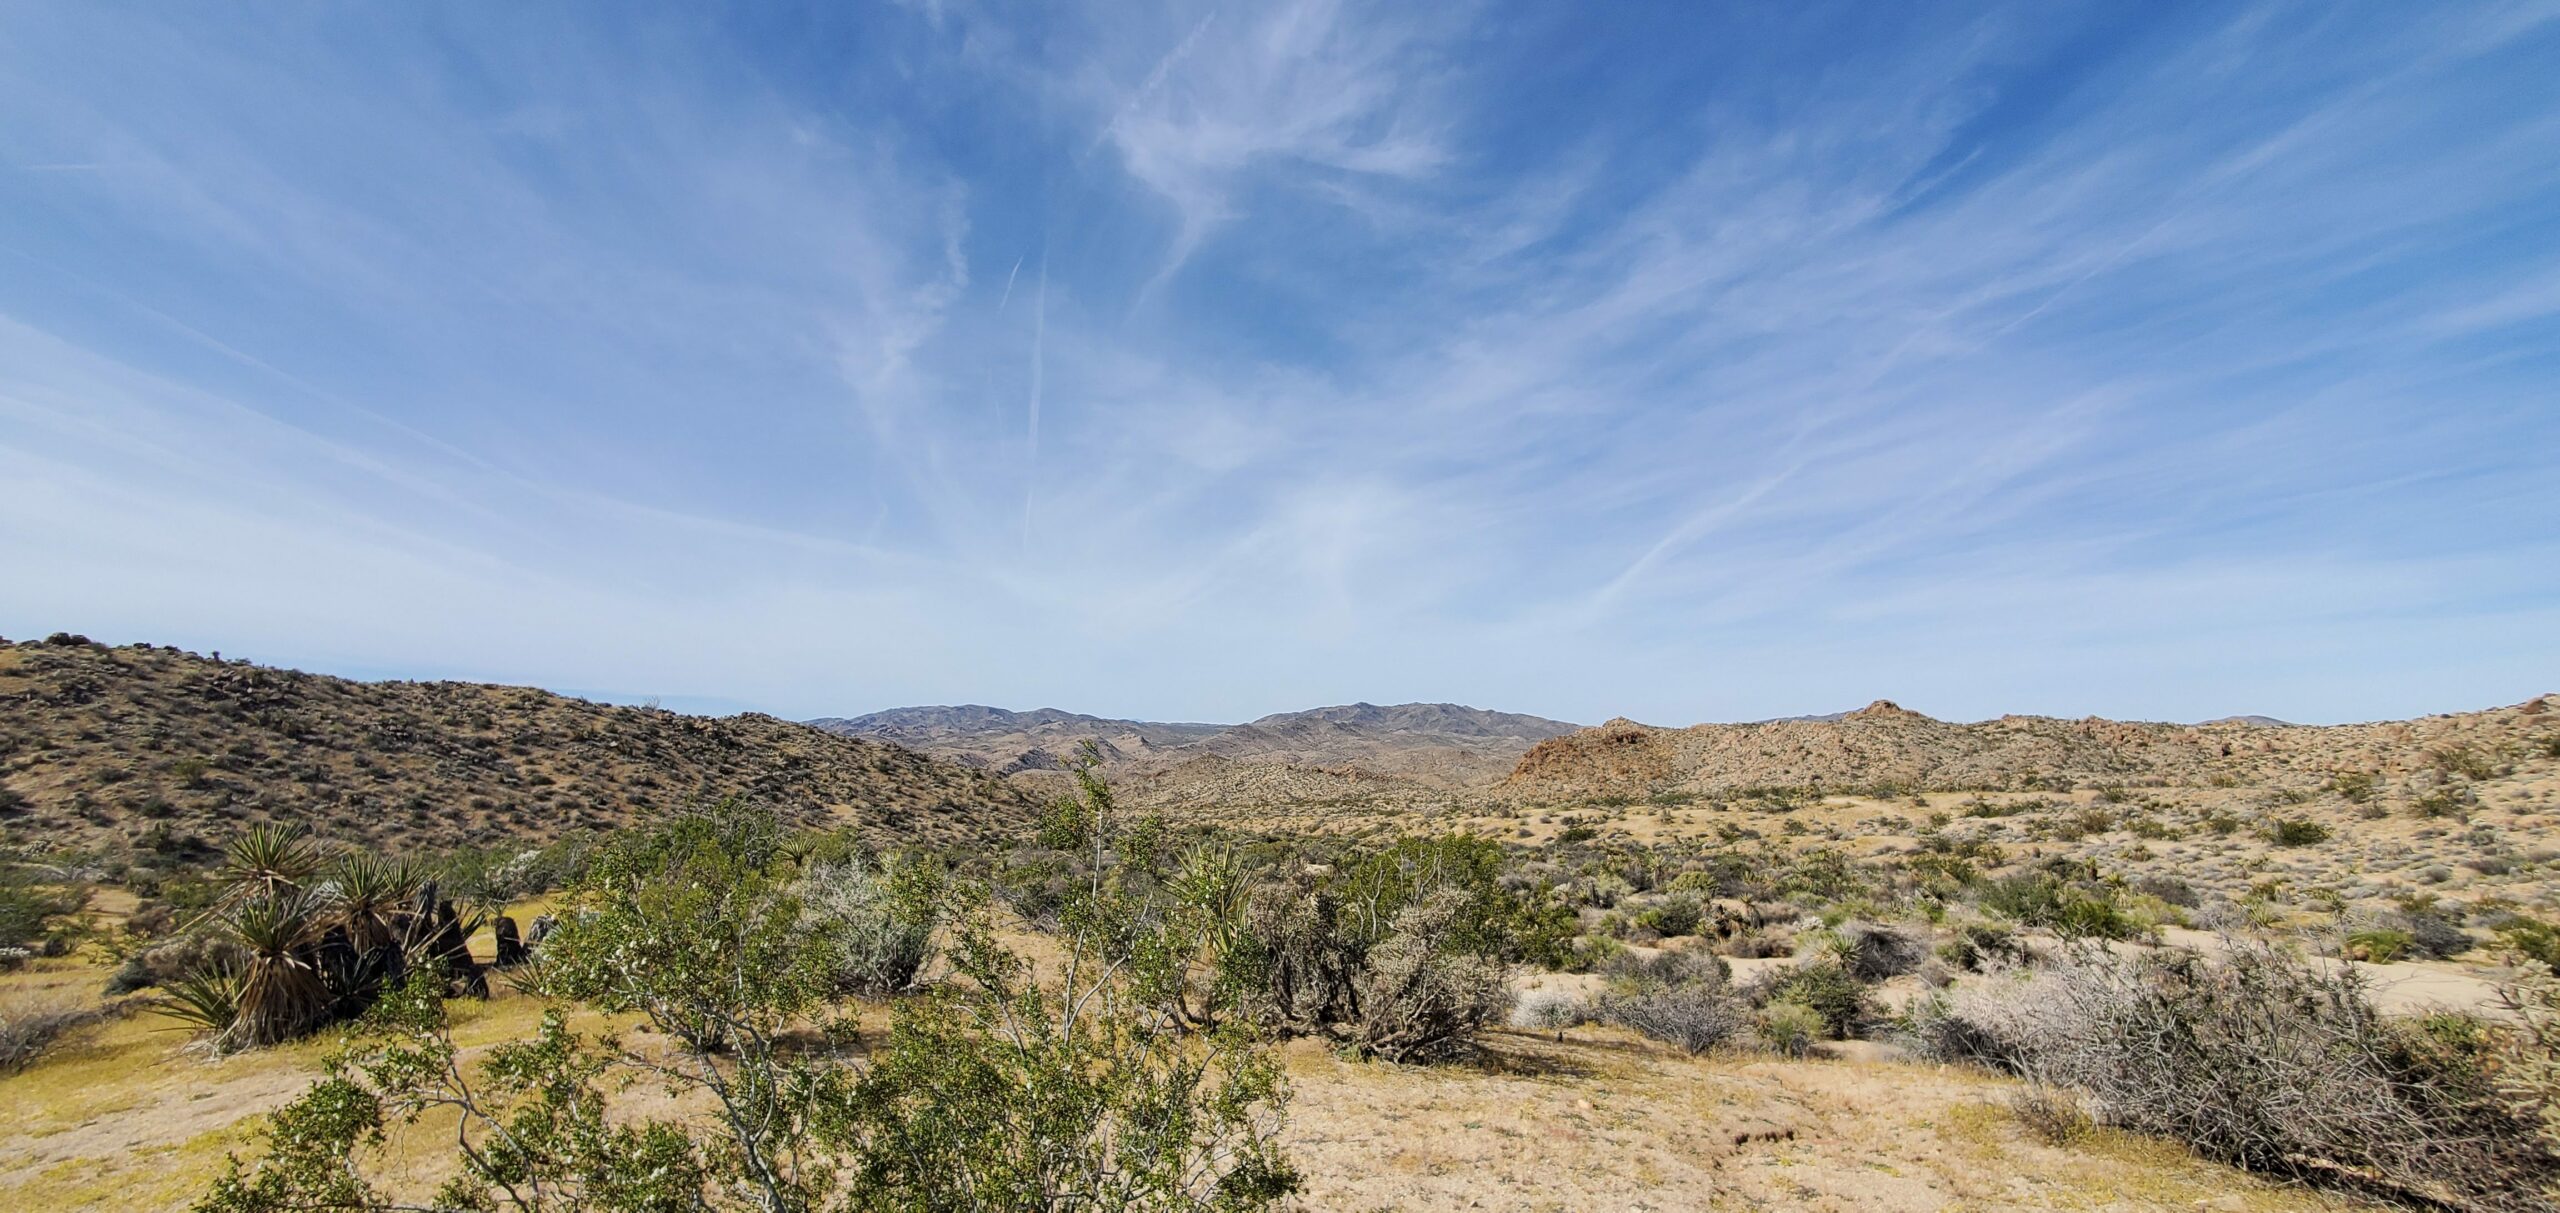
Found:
[1503,695,2560,800]
[0,635,1038,854]
[809,700,1582,789]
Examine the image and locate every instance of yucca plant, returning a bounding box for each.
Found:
[497,946,555,998]
[218,823,322,903]
[220,890,332,1051]
[155,960,243,1038]
[326,852,419,954]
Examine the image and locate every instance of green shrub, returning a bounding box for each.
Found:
[1636,895,1703,938]
[0,868,90,952]
[2053,896,2137,941]
[200,774,1302,1213]
[2346,928,2411,963]
[2268,818,2331,847]
[1755,961,1868,1039]
[2430,745,2496,781]
[1758,1000,1825,1058]
[2498,916,2560,968]
[1977,871,2140,941]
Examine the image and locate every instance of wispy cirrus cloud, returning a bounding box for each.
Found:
[0,2,2554,725]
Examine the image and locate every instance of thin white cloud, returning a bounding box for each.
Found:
[1095,0,1455,293]
[0,3,2553,725]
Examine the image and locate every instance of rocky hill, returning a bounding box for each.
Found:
[1504,697,2560,800]
[805,705,1225,775]
[1175,703,1580,787]
[811,700,1580,791]
[0,635,1038,856]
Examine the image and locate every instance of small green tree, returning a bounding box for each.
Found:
[831,754,1295,1208]
[198,971,720,1213]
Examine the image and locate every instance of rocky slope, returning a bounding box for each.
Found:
[1176,703,1580,786]
[804,705,1225,775]
[1504,697,2560,800]
[0,635,1037,856]
[814,701,1581,791]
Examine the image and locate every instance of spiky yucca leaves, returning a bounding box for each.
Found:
[324,853,419,954]
[156,961,244,1037]
[220,891,333,1051]
[220,824,323,902]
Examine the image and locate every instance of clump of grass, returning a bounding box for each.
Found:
[0,993,108,1072]
[2429,745,2496,781]
[2413,787,2471,819]
[2010,1084,2093,1145]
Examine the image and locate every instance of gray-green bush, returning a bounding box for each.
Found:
[797,853,942,997]
[1904,941,2559,1211]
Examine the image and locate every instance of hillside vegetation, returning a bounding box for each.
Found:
[0,635,1036,857]
[1506,697,2560,800]
[8,639,2560,1211]
[813,700,1580,790]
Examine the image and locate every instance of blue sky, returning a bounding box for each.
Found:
[2,1,2556,726]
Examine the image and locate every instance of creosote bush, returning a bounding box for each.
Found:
[2267,818,2331,847]
[198,778,1299,1213]
[1758,1000,1825,1058]
[1204,832,1551,1061]
[1748,960,1868,1040]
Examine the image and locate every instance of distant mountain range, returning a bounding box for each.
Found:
[807,699,2326,794]
[807,702,1582,788]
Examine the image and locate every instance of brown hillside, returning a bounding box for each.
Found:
[0,635,1037,856]
[1505,696,2560,800]
[815,701,1580,792]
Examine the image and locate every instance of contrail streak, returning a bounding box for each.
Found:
[1022,254,1047,549]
